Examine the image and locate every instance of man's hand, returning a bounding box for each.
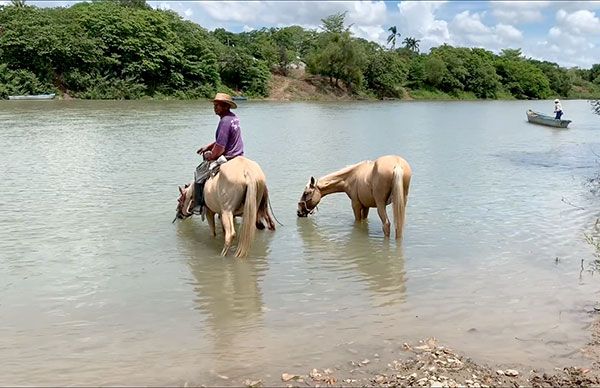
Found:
[203,151,213,161]
[196,147,206,154]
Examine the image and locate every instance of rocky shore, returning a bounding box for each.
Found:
[210,327,600,388]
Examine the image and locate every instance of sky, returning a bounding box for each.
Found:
[12,1,600,69]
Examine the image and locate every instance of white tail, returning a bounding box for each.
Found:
[235,172,258,258]
[391,165,405,240]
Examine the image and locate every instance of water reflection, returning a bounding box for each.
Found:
[175,220,270,360]
[297,218,407,306]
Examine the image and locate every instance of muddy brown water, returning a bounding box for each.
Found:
[1,99,599,385]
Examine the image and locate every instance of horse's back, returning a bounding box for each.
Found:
[373,155,411,176]
[218,156,266,185]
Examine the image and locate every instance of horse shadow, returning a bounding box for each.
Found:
[296,218,407,306]
[175,221,270,352]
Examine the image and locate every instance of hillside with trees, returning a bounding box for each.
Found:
[1,0,600,100]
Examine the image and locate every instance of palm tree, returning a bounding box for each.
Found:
[387,26,401,50]
[402,37,420,53]
[10,0,26,7]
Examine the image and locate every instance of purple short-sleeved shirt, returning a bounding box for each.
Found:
[215,112,244,158]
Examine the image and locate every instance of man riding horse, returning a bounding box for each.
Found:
[194,93,245,213]
[176,92,276,257]
[197,92,244,162]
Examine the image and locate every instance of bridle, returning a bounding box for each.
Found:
[173,188,193,223]
[297,199,318,216]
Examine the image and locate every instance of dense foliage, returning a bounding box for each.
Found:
[1,1,600,100]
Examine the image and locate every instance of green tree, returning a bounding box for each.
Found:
[10,0,26,7]
[495,57,551,99]
[428,45,469,93]
[590,64,600,84]
[465,48,500,98]
[402,36,419,53]
[218,46,270,96]
[406,55,425,88]
[321,11,347,33]
[423,55,447,89]
[529,59,572,97]
[364,49,408,98]
[387,25,400,50]
[306,12,366,91]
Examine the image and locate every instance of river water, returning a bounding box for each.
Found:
[1,99,600,385]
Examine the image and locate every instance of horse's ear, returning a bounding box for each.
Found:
[309,176,316,188]
[179,186,184,195]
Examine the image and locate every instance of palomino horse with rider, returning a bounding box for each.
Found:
[175,156,275,258]
[297,155,411,240]
[175,92,275,257]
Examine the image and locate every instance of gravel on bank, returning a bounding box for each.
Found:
[225,337,600,388]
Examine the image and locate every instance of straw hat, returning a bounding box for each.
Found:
[213,92,237,109]
[554,99,560,103]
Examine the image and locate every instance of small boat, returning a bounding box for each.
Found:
[8,93,56,100]
[526,109,571,128]
[232,96,247,101]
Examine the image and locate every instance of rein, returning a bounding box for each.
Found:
[268,196,284,226]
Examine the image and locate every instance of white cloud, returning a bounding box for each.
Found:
[495,23,523,42]
[556,9,600,34]
[521,6,600,69]
[548,1,600,13]
[447,11,523,50]
[452,10,490,35]
[193,1,386,31]
[157,2,170,11]
[350,24,386,43]
[491,1,548,24]
[183,8,193,18]
[523,8,600,67]
[396,1,450,51]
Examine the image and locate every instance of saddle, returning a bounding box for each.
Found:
[193,156,227,214]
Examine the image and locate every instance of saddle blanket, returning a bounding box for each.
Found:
[193,156,227,215]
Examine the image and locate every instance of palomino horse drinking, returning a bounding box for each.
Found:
[297,155,411,240]
[176,156,275,257]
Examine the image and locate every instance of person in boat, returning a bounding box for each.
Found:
[193,92,245,213]
[554,98,563,120]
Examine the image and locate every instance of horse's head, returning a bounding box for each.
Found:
[174,183,194,222]
[297,176,321,217]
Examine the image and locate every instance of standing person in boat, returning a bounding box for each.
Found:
[554,98,563,120]
[193,93,245,213]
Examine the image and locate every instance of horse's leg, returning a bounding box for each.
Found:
[376,203,391,237]
[218,214,225,235]
[207,210,217,237]
[352,201,364,222]
[361,207,370,220]
[220,211,235,256]
[258,187,276,230]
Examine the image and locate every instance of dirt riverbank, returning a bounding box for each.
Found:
[203,323,600,387]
